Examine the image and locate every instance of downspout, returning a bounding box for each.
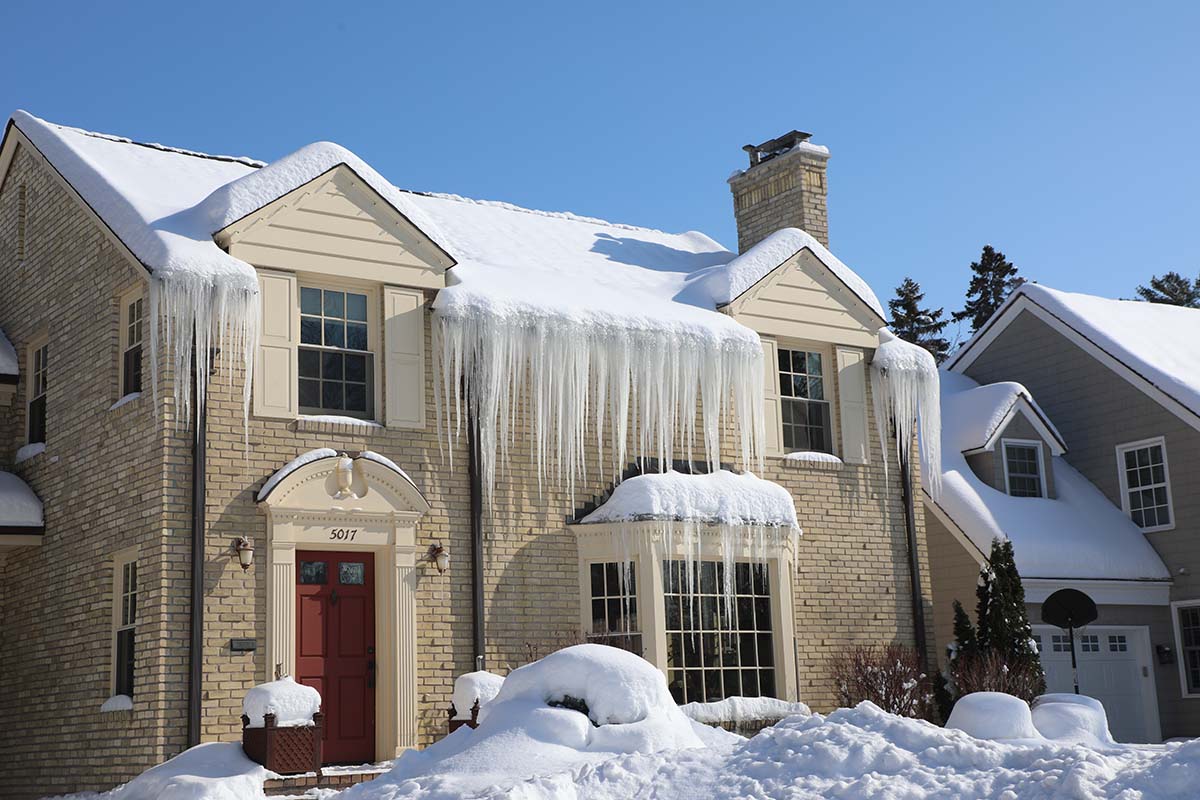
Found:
[187,348,206,747]
[899,452,929,673]
[467,405,486,671]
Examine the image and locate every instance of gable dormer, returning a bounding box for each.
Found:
[964,402,1065,499]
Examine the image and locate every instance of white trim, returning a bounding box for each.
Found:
[295,278,382,423]
[1023,578,1171,606]
[118,285,145,400]
[1001,438,1048,498]
[110,545,139,697]
[1032,623,1162,743]
[26,333,48,445]
[1171,599,1200,699]
[1115,436,1175,533]
[966,397,1066,456]
[948,292,1200,433]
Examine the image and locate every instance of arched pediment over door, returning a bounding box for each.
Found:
[257,450,432,759]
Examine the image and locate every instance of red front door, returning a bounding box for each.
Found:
[296,551,376,764]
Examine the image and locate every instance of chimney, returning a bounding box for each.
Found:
[728,129,830,252]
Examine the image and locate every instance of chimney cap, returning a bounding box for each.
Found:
[743,130,814,167]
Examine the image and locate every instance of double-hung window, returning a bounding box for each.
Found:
[1117,438,1173,531]
[778,347,831,453]
[122,294,144,396]
[299,286,375,419]
[113,551,138,696]
[27,340,48,444]
[1002,439,1045,498]
[1175,603,1200,695]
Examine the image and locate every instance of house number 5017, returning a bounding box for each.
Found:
[329,528,359,541]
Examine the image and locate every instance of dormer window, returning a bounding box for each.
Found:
[1002,439,1045,498]
[298,285,375,419]
[778,347,831,453]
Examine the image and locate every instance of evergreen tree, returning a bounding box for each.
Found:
[888,277,951,363]
[953,245,1020,334]
[950,600,977,661]
[1135,271,1200,307]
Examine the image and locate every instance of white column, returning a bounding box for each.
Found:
[267,542,297,681]
[395,540,419,750]
[644,531,669,673]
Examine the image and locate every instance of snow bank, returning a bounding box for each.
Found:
[946,692,1041,741]
[241,676,321,728]
[871,330,941,498]
[1032,694,1115,747]
[929,371,1170,581]
[451,671,504,720]
[106,742,266,800]
[0,470,43,527]
[681,696,811,726]
[581,470,798,528]
[0,327,16,376]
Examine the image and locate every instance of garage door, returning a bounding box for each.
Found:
[1033,625,1159,743]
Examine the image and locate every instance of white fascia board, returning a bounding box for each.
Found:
[1023,577,1172,606]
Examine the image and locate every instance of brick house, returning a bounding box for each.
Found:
[0,115,936,797]
[927,282,1200,743]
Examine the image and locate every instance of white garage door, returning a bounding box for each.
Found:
[1033,625,1160,743]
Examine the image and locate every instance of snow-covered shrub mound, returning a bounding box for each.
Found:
[1032,693,1115,747]
[242,676,321,728]
[451,670,504,720]
[106,742,267,800]
[945,692,1041,741]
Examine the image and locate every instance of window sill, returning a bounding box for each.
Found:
[1141,523,1176,534]
[295,415,383,435]
[15,442,45,464]
[776,451,844,471]
[109,392,142,412]
[100,694,133,713]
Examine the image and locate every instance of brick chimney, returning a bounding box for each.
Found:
[728,130,830,252]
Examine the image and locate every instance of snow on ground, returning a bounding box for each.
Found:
[580,469,799,528]
[44,742,267,800]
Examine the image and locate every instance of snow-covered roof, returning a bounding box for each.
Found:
[926,371,1168,582]
[0,327,16,379]
[580,469,799,529]
[945,380,1065,454]
[0,471,43,528]
[953,283,1200,422]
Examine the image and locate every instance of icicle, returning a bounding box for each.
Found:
[870,329,942,499]
[148,268,259,439]
[433,310,765,506]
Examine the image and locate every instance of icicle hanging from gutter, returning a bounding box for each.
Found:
[433,312,766,504]
[148,267,260,434]
[870,329,942,500]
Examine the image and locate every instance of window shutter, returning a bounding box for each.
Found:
[761,337,783,456]
[253,270,298,419]
[836,346,869,464]
[384,286,426,428]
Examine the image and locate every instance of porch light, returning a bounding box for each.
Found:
[425,543,450,574]
[234,536,255,572]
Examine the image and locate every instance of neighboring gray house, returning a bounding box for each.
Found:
[930,282,1200,742]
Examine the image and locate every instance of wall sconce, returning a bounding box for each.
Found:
[425,543,450,574]
[234,536,254,572]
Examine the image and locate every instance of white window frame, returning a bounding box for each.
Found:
[296,278,381,421]
[26,334,48,445]
[118,286,145,401]
[1001,438,1047,498]
[775,339,837,456]
[581,557,644,655]
[572,520,798,705]
[1116,436,1175,533]
[1172,599,1200,699]
[111,546,139,697]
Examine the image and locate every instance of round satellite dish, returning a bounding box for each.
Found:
[1041,589,1098,629]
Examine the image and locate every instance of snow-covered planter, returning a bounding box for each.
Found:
[240,677,324,775]
[449,670,505,733]
[944,691,1040,741]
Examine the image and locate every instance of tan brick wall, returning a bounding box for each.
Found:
[0,147,186,799]
[729,147,830,252]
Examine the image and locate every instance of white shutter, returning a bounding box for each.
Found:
[836,346,869,464]
[253,270,298,419]
[384,286,426,428]
[762,337,783,456]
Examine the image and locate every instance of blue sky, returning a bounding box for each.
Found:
[6,1,1197,340]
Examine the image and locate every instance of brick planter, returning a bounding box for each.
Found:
[242,711,324,776]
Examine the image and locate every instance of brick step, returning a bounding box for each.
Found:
[263,769,386,797]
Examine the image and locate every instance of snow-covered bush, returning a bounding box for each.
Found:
[831,644,934,720]
[945,691,1040,741]
[241,676,321,727]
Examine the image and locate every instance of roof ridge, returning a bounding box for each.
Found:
[21,112,266,168]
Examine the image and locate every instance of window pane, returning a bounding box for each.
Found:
[116,628,135,696]
[299,561,327,584]
[346,293,368,321]
[322,381,344,410]
[301,317,322,345]
[345,384,367,412]
[299,349,321,378]
[301,287,322,315]
[346,322,369,351]
[339,562,365,585]
[323,290,344,318]
[324,320,345,348]
[299,379,320,408]
[322,351,344,380]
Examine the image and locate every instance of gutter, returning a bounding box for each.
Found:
[900,455,929,673]
[467,405,486,671]
[188,348,206,747]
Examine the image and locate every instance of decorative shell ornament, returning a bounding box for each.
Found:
[333,452,357,500]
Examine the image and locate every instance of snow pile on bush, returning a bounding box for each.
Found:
[339,644,704,799]
[241,676,321,728]
[451,671,505,720]
[1032,693,1116,747]
[945,692,1041,741]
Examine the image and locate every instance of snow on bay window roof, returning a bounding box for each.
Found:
[0,328,17,379]
[580,470,800,529]
[926,371,1168,582]
[0,471,43,529]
